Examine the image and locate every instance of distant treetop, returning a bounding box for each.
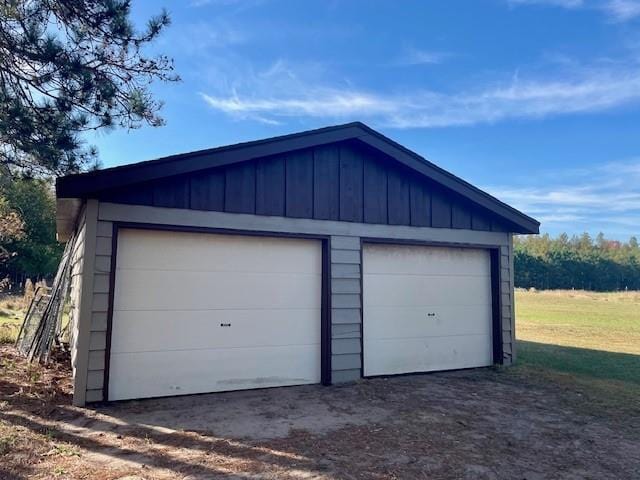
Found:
[514,233,640,291]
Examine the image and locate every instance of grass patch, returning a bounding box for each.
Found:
[0,296,24,344]
[514,289,640,417]
[518,340,640,385]
[515,289,640,354]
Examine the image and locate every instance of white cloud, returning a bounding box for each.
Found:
[509,0,640,22]
[190,0,264,8]
[394,48,452,66]
[605,0,640,21]
[172,21,248,55]
[200,59,640,128]
[508,0,585,8]
[484,159,640,235]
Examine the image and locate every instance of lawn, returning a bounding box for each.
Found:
[513,289,640,415]
[515,289,640,355]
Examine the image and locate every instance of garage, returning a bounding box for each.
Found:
[56,121,539,405]
[363,243,494,377]
[108,229,323,401]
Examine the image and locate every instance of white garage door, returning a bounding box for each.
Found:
[108,229,322,401]
[363,244,493,376]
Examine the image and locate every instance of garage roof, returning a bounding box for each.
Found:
[56,122,539,234]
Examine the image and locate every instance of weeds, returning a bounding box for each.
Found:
[27,365,41,383]
[51,444,81,457]
[0,434,17,455]
[52,466,67,476]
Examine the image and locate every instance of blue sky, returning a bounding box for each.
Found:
[90,0,640,239]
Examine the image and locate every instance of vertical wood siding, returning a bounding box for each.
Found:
[97,140,507,233]
[256,157,285,216]
[387,166,411,226]
[190,170,225,211]
[338,146,364,223]
[286,151,314,218]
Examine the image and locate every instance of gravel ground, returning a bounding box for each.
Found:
[1,345,639,479]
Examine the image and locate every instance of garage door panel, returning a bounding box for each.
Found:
[363,244,490,276]
[364,304,493,340]
[117,229,319,273]
[114,270,321,311]
[363,275,491,307]
[363,244,493,376]
[111,309,321,353]
[364,334,493,377]
[109,229,322,401]
[109,344,321,401]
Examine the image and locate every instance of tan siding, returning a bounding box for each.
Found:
[77,202,516,403]
[499,238,516,364]
[70,199,99,406]
[85,389,103,403]
[330,236,362,382]
[68,207,87,378]
[82,220,113,402]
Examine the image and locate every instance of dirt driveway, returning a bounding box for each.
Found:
[1,346,639,479]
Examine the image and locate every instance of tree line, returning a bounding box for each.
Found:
[514,233,640,291]
[0,174,61,289]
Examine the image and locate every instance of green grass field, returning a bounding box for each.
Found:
[514,289,640,413]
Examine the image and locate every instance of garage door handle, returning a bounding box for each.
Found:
[220,323,231,327]
[427,313,436,317]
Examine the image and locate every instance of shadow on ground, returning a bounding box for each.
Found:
[2,345,640,479]
[517,340,640,385]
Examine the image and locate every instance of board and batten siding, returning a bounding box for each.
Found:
[97,141,512,234]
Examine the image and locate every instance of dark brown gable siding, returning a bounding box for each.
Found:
[99,182,154,206]
[152,176,189,209]
[190,169,225,211]
[471,208,491,231]
[256,157,285,216]
[452,203,472,229]
[313,145,340,220]
[97,140,510,232]
[225,162,256,214]
[338,145,364,223]
[387,166,411,226]
[363,155,387,224]
[286,150,314,218]
[409,179,431,227]
[431,189,452,228]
